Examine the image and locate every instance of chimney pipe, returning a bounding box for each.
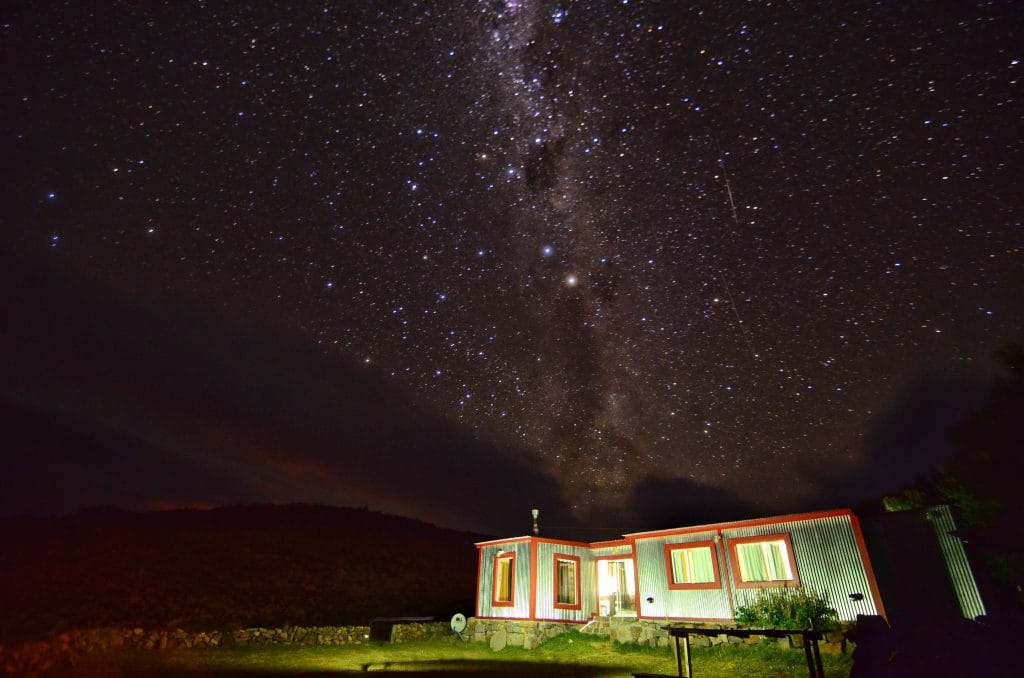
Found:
[531,508,540,535]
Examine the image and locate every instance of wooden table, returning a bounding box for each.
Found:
[663,627,826,678]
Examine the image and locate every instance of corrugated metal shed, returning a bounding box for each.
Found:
[474,509,890,624]
[927,505,986,620]
[476,539,531,619]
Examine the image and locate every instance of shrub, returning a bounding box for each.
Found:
[734,587,839,631]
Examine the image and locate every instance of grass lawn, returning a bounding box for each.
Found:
[62,631,852,677]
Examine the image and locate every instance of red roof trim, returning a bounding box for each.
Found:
[475,536,532,547]
[475,535,591,548]
[625,508,853,540]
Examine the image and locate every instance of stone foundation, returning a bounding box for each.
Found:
[465,618,580,650]
[465,617,848,654]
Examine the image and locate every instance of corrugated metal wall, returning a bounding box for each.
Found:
[724,515,879,621]
[591,544,633,558]
[535,542,596,621]
[476,541,532,619]
[927,505,986,619]
[635,530,733,620]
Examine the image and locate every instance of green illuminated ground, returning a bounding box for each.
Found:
[64,632,852,676]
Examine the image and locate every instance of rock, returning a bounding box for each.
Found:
[692,635,711,648]
[489,629,507,651]
[613,626,633,644]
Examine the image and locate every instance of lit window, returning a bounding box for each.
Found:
[554,554,581,609]
[729,534,800,588]
[493,552,515,606]
[664,541,721,589]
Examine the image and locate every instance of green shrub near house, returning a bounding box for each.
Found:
[734,587,840,631]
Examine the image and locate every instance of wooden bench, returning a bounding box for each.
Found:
[660,627,826,678]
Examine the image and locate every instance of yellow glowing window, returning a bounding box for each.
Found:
[665,541,721,589]
[728,533,800,588]
[493,552,515,606]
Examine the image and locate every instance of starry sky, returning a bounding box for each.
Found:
[2,1,1021,536]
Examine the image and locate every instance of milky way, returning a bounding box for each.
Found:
[3,1,1022,520]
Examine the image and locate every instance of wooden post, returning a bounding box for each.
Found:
[811,634,824,677]
[802,633,815,677]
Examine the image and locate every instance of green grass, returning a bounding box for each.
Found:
[63,631,851,677]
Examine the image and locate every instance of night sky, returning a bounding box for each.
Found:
[2,1,1021,537]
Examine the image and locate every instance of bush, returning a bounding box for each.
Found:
[734,587,839,631]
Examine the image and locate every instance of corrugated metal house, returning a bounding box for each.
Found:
[475,508,888,624]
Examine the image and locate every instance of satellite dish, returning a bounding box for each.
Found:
[450,613,468,635]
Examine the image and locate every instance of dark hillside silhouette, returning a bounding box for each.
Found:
[0,504,484,641]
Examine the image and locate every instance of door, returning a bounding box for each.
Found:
[598,558,636,617]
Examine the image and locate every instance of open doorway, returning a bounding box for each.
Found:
[598,558,636,617]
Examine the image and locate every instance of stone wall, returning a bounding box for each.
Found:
[392,622,454,643]
[0,622,454,674]
[465,618,579,650]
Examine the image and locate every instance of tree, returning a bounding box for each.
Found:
[880,340,1023,618]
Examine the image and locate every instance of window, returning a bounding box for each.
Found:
[728,534,800,588]
[664,541,721,589]
[553,554,581,609]
[492,551,515,606]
